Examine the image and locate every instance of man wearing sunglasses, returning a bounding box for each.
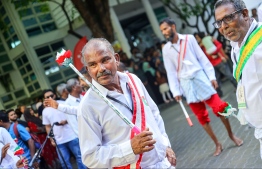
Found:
[214,0,262,158]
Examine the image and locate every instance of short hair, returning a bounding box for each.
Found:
[6,109,14,116]
[0,112,9,123]
[214,0,246,11]
[56,83,67,97]
[66,78,78,93]
[81,38,114,66]
[159,17,176,26]
[42,89,54,98]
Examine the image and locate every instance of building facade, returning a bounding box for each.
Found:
[0,0,259,109]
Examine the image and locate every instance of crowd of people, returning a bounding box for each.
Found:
[0,0,261,168]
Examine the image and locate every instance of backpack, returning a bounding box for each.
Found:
[13,122,42,149]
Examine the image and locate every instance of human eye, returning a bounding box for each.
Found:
[88,63,96,68]
[223,15,233,22]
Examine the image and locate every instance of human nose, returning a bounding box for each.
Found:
[98,63,106,72]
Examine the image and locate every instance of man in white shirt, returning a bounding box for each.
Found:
[159,17,243,156]
[214,0,262,159]
[78,38,176,169]
[65,78,83,135]
[42,89,86,169]
[0,126,27,168]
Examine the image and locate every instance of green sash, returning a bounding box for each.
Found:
[234,25,262,82]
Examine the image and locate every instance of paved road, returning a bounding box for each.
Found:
[159,81,262,168]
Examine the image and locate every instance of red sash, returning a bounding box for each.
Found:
[114,73,146,169]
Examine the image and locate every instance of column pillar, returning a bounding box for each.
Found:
[141,0,165,41]
[110,7,132,58]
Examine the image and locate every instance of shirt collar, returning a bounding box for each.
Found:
[230,19,258,50]
[166,33,185,49]
[91,71,129,97]
[68,94,82,102]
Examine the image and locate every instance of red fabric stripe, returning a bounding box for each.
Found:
[127,73,146,131]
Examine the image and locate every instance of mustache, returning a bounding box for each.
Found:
[97,70,112,78]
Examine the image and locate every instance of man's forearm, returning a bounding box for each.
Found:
[27,139,36,158]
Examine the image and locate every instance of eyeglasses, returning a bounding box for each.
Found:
[45,94,54,99]
[213,9,243,28]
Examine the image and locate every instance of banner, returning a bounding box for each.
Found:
[73,36,88,70]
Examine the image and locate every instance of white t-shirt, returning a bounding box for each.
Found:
[42,100,77,144]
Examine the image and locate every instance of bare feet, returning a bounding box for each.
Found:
[230,135,243,146]
[213,143,223,156]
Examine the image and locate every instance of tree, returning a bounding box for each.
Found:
[160,0,217,36]
[70,0,114,42]
[10,0,114,42]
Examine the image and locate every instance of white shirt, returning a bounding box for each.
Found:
[77,72,171,169]
[42,101,77,144]
[162,34,216,97]
[64,94,83,135]
[0,127,21,169]
[230,20,262,128]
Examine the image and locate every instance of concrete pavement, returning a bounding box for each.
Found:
[159,81,262,168]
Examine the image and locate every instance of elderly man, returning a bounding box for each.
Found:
[214,0,262,158]
[78,38,176,169]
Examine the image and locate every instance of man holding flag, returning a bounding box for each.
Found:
[77,38,176,169]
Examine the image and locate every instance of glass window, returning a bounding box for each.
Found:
[14,89,26,98]
[5,102,16,109]
[2,63,14,72]
[35,46,51,56]
[22,55,28,63]
[3,31,9,39]
[27,85,34,93]
[19,68,26,75]
[6,39,12,49]
[1,94,13,103]
[63,68,75,77]
[48,73,62,82]
[51,41,65,51]
[15,59,23,67]
[34,82,40,89]
[30,73,36,81]
[38,14,52,22]
[9,26,14,35]
[42,22,57,32]
[40,56,53,65]
[26,64,32,72]
[0,54,10,63]
[3,16,10,25]
[34,4,49,13]
[18,8,33,18]
[23,76,30,84]
[0,6,5,15]
[0,44,5,51]
[26,26,42,37]
[22,17,37,28]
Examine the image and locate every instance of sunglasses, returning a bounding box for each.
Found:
[45,94,54,99]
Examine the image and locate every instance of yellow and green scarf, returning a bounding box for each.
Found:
[234,25,262,82]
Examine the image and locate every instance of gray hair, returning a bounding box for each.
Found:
[214,0,246,11]
[56,83,67,97]
[81,38,114,66]
[66,78,79,93]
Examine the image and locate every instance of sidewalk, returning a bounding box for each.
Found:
[159,81,262,168]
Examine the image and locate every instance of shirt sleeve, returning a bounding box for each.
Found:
[162,46,182,97]
[17,124,31,142]
[77,102,137,168]
[42,108,50,125]
[58,104,78,115]
[190,35,216,81]
[1,128,18,151]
